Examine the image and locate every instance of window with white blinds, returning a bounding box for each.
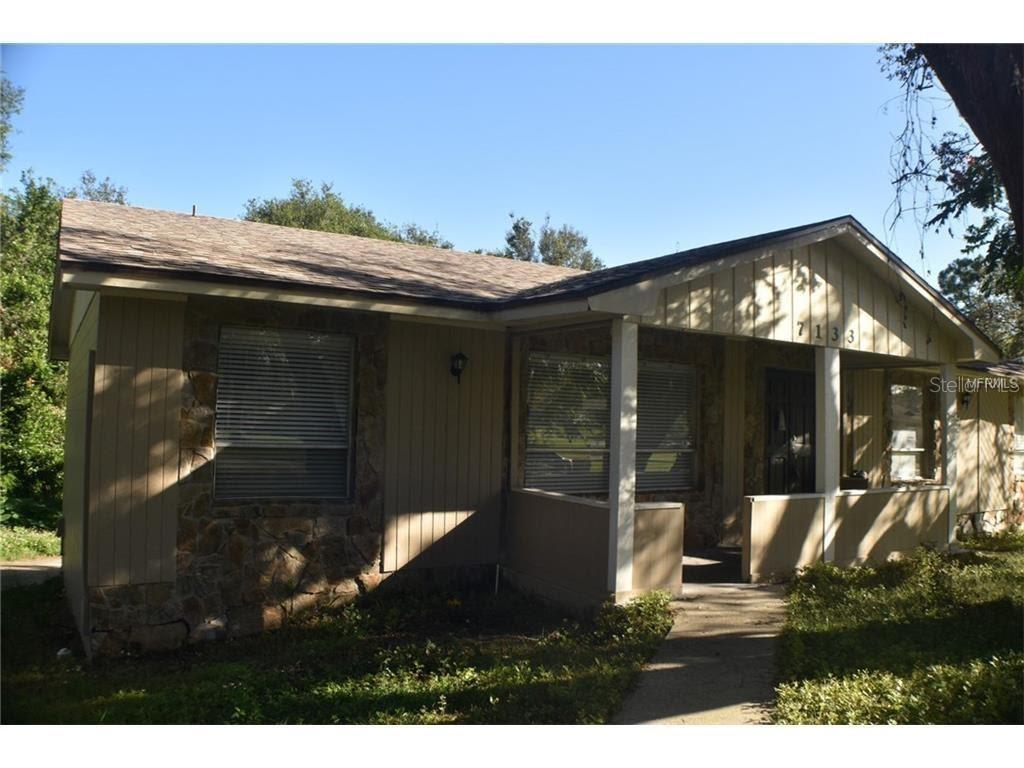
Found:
[889,383,924,481]
[524,352,698,494]
[525,353,610,493]
[215,326,354,499]
[637,361,698,491]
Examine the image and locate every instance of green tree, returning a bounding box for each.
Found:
[538,217,604,270]
[1,170,127,527]
[879,44,1022,355]
[244,179,454,249]
[938,257,1024,359]
[502,214,536,262]
[1,74,24,173]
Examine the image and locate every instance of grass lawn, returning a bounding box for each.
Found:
[774,536,1024,724]
[0,525,61,561]
[1,580,671,724]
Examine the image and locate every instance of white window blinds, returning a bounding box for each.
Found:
[637,361,698,491]
[524,352,698,494]
[215,326,354,499]
[525,353,610,493]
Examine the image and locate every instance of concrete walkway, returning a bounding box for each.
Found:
[1,557,62,589]
[614,581,786,724]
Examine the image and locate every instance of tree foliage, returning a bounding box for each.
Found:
[880,44,1023,357]
[501,213,604,271]
[1,74,24,173]
[1,170,127,527]
[244,178,453,248]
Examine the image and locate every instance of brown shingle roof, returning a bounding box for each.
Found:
[58,199,583,307]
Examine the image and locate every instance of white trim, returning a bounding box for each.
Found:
[815,345,841,562]
[940,363,960,545]
[838,485,949,497]
[511,487,608,508]
[608,318,638,594]
[61,268,495,324]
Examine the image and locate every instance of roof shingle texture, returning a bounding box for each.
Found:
[58,199,584,308]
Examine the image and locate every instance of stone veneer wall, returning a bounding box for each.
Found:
[88,297,387,654]
[517,324,725,547]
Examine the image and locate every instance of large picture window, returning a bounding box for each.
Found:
[215,326,354,499]
[524,352,698,494]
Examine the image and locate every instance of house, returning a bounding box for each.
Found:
[48,199,1024,655]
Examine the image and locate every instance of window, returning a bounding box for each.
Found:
[525,353,610,493]
[889,383,924,481]
[637,361,698,491]
[1014,395,1024,478]
[215,326,354,499]
[524,352,698,494]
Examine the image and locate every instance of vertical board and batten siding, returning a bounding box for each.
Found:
[842,369,886,487]
[956,385,1014,518]
[88,296,184,586]
[382,322,505,572]
[62,293,99,633]
[640,239,956,362]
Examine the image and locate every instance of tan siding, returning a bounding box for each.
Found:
[957,391,980,517]
[665,283,689,329]
[753,254,774,338]
[792,247,811,343]
[742,495,825,581]
[689,275,712,331]
[383,321,505,571]
[773,250,793,342]
[632,504,684,593]
[712,269,733,335]
[979,390,1012,513]
[734,260,755,336]
[834,488,949,566]
[88,296,183,586]
[844,370,886,487]
[641,238,959,364]
[62,294,98,639]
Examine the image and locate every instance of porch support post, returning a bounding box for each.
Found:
[940,363,959,545]
[608,318,638,597]
[814,345,841,563]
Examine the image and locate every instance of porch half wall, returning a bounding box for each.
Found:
[742,486,951,581]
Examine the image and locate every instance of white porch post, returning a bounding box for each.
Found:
[814,346,841,563]
[940,363,959,545]
[608,318,638,596]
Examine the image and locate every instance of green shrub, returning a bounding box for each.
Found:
[775,546,1024,724]
[959,528,1024,552]
[0,525,61,560]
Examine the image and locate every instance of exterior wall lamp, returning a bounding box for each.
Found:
[960,391,972,410]
[450,351,468,383]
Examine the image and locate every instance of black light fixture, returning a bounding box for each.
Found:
[961,391,972,410]
[450,351,468,383]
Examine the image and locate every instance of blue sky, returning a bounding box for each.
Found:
[2,44,975,285]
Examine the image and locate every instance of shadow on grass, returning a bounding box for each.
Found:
[1,577,670,724]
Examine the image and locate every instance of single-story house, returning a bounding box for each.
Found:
[49,199,1024,655]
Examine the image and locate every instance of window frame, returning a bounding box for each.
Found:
[213,325,356,501]
[888,381,926,482]
[522,351,700,495]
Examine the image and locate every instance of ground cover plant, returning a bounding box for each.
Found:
[774,538,1024,724]
[1,580,671,724]
[0,524,60,560]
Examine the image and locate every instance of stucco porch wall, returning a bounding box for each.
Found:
[503,489,684,611]
[516,324,723,547]
[742,486,951,581]
[833,486,949,567]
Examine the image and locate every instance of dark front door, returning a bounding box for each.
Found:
[765,369,815,494]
